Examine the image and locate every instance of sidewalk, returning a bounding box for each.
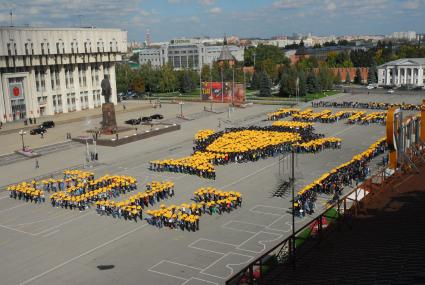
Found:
[0,101,150,135]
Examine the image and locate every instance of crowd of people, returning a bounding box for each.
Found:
[292,137,342,153]
[149,151,220,179]
[267,108,300,121]
[271,121,314,131]
[7,182,46,203]
[95,181,175,221]
[311,101,421,111]
[294,137,387,217]
[144,187,242,231]
[347,111,387,125]
[49,174,137,211]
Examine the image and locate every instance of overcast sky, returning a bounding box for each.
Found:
[1,0,424,42]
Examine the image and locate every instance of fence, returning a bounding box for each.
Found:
[226,167,390,285]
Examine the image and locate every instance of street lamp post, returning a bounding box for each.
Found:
[291,149,296,268]
[179,101,184,118]
[19,130,26,151]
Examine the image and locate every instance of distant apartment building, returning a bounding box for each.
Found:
[388,31,417,41]
[0,27,127,123]
[378,58,425,87]
[138,38,244,71]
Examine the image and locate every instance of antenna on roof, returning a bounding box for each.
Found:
[10,10,13,27]
[78,15,83,27]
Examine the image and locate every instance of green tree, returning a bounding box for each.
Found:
[251,70,261,89]
[259,71,271,97]
[158,64,178,92]
[132,73,145,94]
[116,64,135,93]
[279,67,297,97]
[345,69,351,83]
[334,69,342,84]
[318,66,334,90]
[306,72,320,93]
[367,65,377,84]
[179,71,197,93]
[354,67,363,84]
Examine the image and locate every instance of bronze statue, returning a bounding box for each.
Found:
[101,75,112,103]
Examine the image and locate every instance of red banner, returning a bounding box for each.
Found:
[202,82,245,104]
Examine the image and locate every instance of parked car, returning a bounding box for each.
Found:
[387,89,395,94]
[150,114,164,120]
[124,118,142,125]
[30,126,47,135]
[41,121,55,128]
[366,85,374,90]
[141,116,152,123]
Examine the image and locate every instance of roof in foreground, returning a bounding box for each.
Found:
[378,58,425,68]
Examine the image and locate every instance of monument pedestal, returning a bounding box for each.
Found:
[101,103,118,134]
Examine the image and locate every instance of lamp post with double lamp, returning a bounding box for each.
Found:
[18,130,26,151]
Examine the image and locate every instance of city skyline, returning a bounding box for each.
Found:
[1,0,424,42]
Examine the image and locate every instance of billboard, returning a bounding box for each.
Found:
[202,82,245,104]
[9,82,24,100]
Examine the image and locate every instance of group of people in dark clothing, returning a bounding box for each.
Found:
[311,101,420,111]
[294,138,387,217]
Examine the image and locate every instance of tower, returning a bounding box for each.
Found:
[145,29,151,47]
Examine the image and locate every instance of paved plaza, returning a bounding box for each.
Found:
[0,92,424,285]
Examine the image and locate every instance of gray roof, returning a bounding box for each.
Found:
[217,35,236,62]
[378,58,425,68]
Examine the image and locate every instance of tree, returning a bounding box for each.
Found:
[306,72,320,93]
[251,70,261,89]
[367,65,377,84]
[259,71,272,97]
[180,71,196,93]
[318,66,334,90]
[334,69,342,84]
[132,73,145,94]
[279,67,297,97]
[345,69,351,83]
[297,69,307,96]
[116,64,135,93]
[158,64,178,92]
[354,67,363,84]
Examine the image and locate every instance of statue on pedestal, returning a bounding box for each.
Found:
[100,75,117,134]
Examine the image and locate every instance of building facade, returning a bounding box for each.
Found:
[0,27,127,123]
[378,58,425,87]
[138,38,244,71]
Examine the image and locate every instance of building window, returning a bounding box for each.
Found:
[7,43,12,56]
[78,65,87,88]
[65,66,74,89]
[47,43,50,54]
[25,43,29,55]
[41,43,45,55]
[67,93,76,112]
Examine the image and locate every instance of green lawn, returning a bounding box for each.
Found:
[246,90,339,102]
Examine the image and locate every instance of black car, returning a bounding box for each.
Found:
[125,118,142,125]
[41,121,55,128]
[30,126,47,135]
[150,114,164,120]
[141,116,152,123]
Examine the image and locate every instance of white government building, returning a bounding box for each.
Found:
[378,58,425,88]
[138,38,244,71]
[0,27,127,123]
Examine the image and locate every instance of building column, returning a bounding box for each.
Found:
[0,73,6,123]
[44,67,54,116]
[109,63,117,105]
[386,67,390,85]
[397,67,401,85]
[73,65,81,111]
[86,64,94,109]
[59,65,68,113]
[99,64,105,104]
[419,68,424,87]
[28,68,39,119]
[404,68,407,84]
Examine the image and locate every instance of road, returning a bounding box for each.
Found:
[0,92,423,285]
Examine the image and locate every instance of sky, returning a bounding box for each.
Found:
[0,0,424,42]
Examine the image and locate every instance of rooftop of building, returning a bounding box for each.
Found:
[378,58,425,67]
[0,26,126,32]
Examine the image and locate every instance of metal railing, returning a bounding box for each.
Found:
[226,168,390,285]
